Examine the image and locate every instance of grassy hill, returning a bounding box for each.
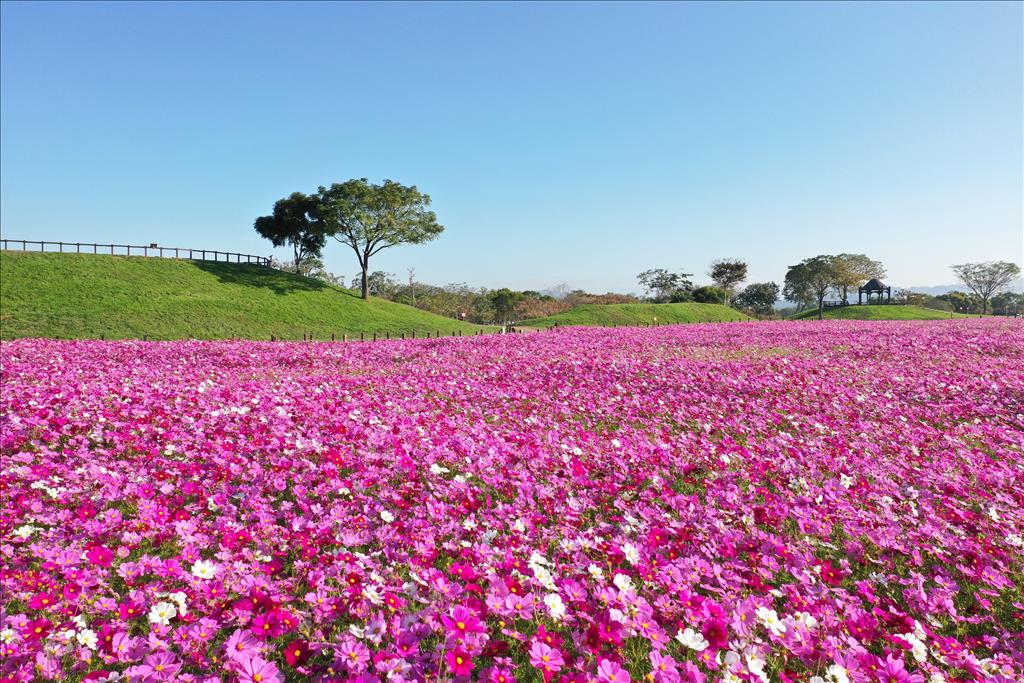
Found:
[0,251,488,340]
[790,305,971,320]
[521,302,750,328]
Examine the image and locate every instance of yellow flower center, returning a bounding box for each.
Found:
[457,621,465,630]
[254,675,262,682]
[456,656,464,665]
[294,649,302,656]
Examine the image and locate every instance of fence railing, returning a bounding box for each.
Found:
[0,239,271,266]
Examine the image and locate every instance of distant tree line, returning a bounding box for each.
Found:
[634,259,782,318]
[254,186,1019,321]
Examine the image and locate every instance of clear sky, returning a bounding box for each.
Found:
[2,1,1021,293]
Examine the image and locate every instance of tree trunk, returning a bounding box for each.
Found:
[818,295,825,320]
[361,266,369,300]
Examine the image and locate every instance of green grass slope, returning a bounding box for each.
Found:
[0,252,488,340]
[521,302,750,328]
[790,305,971,320]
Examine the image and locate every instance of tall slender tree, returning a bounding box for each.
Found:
[709,259,748,304]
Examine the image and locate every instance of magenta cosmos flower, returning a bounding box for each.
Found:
[441,605,487,641]
[447,648,474,676]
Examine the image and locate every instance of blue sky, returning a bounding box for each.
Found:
[2,1,1021,293]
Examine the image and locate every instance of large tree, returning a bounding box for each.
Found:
[951,261,1021,315]
[709,259,748,304]
[831,253,886,303]
[735,282,779,316]
[637,269,693,303]
[253,192,327,274]
[785,256,838,320]
[317,179,444,299]
[489,288,524,326]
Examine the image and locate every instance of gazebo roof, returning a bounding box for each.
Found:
[862,278,887,291]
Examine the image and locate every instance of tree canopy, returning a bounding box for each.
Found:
[253,192,327,274]
[832,253,886,302]
[735,282,779,316]
[637,269,693,303]
[784,256,837,319]
[318,179,444,299]
[951,261,1021,315]
[709,259,748,303]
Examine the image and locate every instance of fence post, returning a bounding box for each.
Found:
[331,333,335,341]
[343,334,348,342]
[386,331,390,340]
[361,332,365,341]
[373,332,377,341]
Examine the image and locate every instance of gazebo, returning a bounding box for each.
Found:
[858,278,891,304]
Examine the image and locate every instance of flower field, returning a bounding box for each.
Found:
[1,320,1022,683]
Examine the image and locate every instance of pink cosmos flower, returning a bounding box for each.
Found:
[597,659,632,683]
[225,629,260,661]
[875,653,924,683]
[446,648,474,676]
[28,592,57,610]
[237,655,282,683]
[529,641,565,674]
[441,605,486,641]
[489,667,517,683]
[339,639,370,673]
[119,600,143,620]
[86,545,114,567]
[250,611,283,638]
[136,651,182,681]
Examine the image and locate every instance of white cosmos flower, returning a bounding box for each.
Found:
[824,664,851,683]
[77,628,98,650]
[588,563,605,580]
[612,573,634,592]
[544,593,566,620]
[0,629,15,644]
[380,510,395,524]
[745,652,768,683]
[621,542,640,565]
[898,633,927,663]
[755,607,787,636]
[675,627,708,651]
[13,525,37,539]
[148,601,177,626]
[168,591,188,616]
[191,559,218,580]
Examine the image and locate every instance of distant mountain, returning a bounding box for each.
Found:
[900,278,1024,297]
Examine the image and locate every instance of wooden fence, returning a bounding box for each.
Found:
[0,239,271,266]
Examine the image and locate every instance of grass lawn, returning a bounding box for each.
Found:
[521,302,750,328]
[0,251,491,340]
[790,304,974,320]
